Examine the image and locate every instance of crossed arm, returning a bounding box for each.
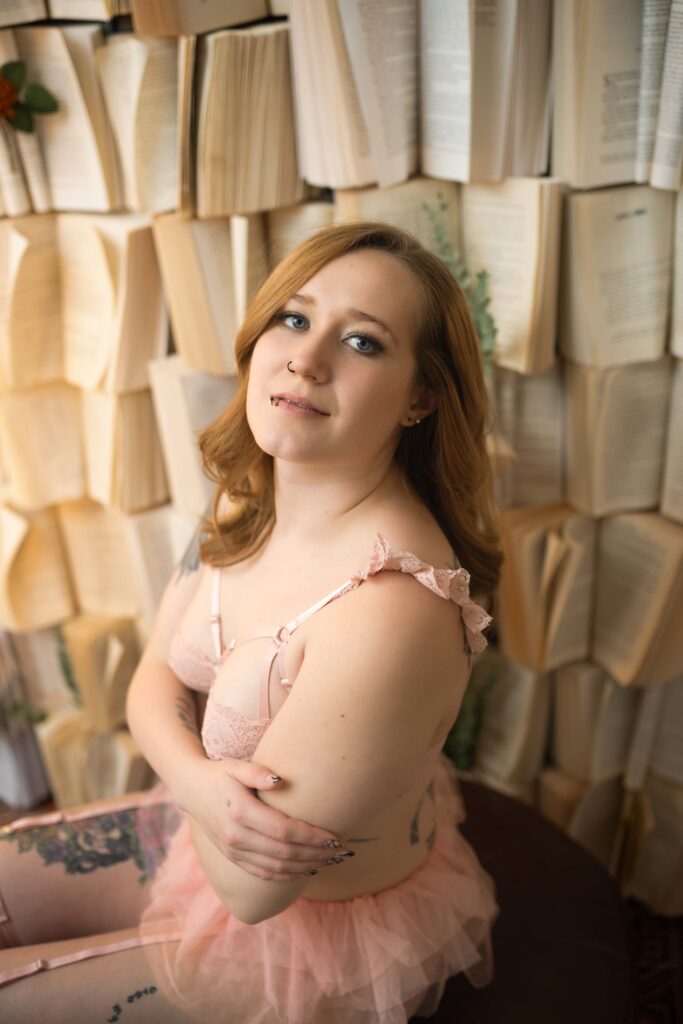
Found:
[189,569,470,924]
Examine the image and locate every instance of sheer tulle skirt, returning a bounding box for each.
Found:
[139,754,499,1023]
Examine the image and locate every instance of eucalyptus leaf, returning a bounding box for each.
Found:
[1,61,25,91]
[25,83,58,113]
[8,102,33,133]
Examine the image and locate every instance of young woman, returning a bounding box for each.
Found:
[0,221,502,1023]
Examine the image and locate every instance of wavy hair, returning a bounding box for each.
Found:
[198,221,503,601]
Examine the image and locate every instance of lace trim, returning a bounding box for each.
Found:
[349,532,492,655]
[201,692,271,761]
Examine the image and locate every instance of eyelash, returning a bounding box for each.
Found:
[272,310,384,356]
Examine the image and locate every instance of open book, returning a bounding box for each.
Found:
[62,615,139,735]
[95,33,178,215]
[538,769,626,870]
[0,213,61,390]
[14,23,123,211]
[498,504,596,672]
[0,1,47,25]
[559,185,674,367]
[334,175,462,255]
[10,624,79,713]
[662,358,683,523]
[0,382,84,509]
[266,201,335,269]
[48,1,132,17]
[0,29,51,214]
[195,21,305,216]
[592,512,683,687]
[461,176,561,373]
[149,355,236,524]
[59,212,168,392]
[672,191,683,358]
[565,358,672,516]
[0,505,74,632]
[635,0,683,192]
[81,388,169,513]
[130,0,267,35]
[551,663,640,785]
[289,0,550,189]
[152,210,269,374]
[552,0,641,188]
[492,364,564,508]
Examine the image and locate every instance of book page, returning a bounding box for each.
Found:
[123,504,195,632]
[493,364,564,507]
[230,213,269,326]
[462,177,540,372]
[266,201,334,267]
[337,0,418,188]
[58,215,116,388]
[672,189,683,356]
[591,359,672,514]
[1,215,61,389]
[0,506,74,632]
[176,34,196,212]
[560,185,675,366]
[420,0,472,180]
[635,0,672,181]
[544,514,596,669]
[648,675,683,784]
[334,175,462,257]
[0,384,84,509]
[0,1,46,24]
[661,358,683,521]
[469,0,517,181]
[574,0,642,188]
[592,513,683,684]
[651,0,683,189]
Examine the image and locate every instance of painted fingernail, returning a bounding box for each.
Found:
[326,856,345,865]
[340,850,355,858]
[302,869,319,876]
[322,839,343,848]
[269,775,282,783]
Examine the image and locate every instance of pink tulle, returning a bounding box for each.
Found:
[139,754,499,1023]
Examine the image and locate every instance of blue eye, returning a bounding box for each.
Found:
[272,310,383,356]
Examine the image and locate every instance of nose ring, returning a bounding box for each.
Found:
[287,360,295,373]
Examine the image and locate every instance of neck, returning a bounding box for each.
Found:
[269,457,409,546]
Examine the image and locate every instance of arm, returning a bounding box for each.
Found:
[126,532,342,878]
[190,570,470,924]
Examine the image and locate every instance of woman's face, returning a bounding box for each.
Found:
[246,249,425,471]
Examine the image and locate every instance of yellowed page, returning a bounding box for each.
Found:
[544,514,596,669]
[337,0,418,188]
[230,212,269,327]
[15,25,122,211]
[559,185,674,367]
[0,383,84,509]
[651,0,683,190]
[0,29,52,212]
[635,0,672,182]
[1,506,74,631]
[672,189,683,356]
[661,358,683,522]
[122,503,195,633]
[592,513,683,685]
[419,0,472,180]
[625,773,683,915]
[266,201,334,267]
[0,0,46,24]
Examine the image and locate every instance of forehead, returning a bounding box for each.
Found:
[296,249,423,339]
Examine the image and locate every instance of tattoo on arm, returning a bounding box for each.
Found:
[176,522,206,580]
[175,694,199,737]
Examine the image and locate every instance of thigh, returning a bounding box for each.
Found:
[0,928,196,1024]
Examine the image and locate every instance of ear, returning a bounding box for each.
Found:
[405,385,437,424]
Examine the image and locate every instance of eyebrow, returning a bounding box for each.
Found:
[289,293,396,343]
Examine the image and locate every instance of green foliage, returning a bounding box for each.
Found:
[0,698,47,730]
[422,193,498,372]
[0,60,59,134]
[442,666,497,772]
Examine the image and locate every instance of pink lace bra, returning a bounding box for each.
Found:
[167,532,493,763]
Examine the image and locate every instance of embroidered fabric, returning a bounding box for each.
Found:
[201,692,271,761]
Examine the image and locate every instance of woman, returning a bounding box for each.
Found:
[0,221,501,1023]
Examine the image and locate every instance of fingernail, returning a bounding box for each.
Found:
[326,857,344,865]
[322,839,342,848]
[340,850,355,858]
[269,775,281,783]
[302,869,319,876]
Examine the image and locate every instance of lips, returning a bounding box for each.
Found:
[271,392,329,415]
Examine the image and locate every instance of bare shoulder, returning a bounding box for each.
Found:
[143,523,209,662]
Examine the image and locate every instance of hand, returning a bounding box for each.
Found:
[178,756,349,881]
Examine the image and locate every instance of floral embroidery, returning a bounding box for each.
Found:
[202,695,271,761]
[0,803,181,885]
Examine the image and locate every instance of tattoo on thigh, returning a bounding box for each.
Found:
[175,694,199,737]
[106,986,158,1022]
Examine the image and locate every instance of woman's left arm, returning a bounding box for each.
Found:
[190,570,470,924]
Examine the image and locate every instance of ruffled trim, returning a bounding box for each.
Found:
[349,533,492,655]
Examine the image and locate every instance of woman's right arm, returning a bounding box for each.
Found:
[126,554,342,880]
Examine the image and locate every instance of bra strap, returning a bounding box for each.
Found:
[210,567,223,660]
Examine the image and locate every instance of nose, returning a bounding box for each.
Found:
[288,322,334,381]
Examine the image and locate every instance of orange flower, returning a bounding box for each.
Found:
[0,72,19,121]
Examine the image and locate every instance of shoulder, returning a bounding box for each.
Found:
[143,524,211,662]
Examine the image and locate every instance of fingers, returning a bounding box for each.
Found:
[222,821,355,874]
[230,840,356,881]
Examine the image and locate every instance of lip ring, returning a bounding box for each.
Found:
[270,393,328,415]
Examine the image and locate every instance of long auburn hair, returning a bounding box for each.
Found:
[198,220,503,601]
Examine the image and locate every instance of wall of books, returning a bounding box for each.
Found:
[0,0,681,916]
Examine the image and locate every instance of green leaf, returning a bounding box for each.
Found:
[0,61,25,91]
[24,83,58,114]
[7,102,33,133]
